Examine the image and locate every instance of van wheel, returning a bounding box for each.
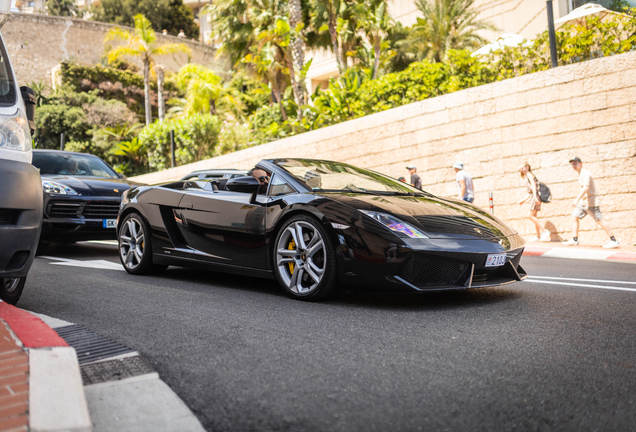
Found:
[0,277,26,305]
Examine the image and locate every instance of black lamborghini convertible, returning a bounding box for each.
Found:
[117,158,527,300]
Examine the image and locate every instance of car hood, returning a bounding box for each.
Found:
[42,175,132,197]
[320,192,518,240]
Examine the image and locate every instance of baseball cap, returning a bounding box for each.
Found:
[406,165,416,170]
[569,157,582,163]
[452,161,464,170]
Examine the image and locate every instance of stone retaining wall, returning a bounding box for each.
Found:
[132,51,636,245]
[1,13,217,85]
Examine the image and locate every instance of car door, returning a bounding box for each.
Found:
[176,188,268,269]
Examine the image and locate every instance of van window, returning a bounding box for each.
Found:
[0,40,15,105]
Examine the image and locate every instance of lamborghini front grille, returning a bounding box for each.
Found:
[400,253,470,289]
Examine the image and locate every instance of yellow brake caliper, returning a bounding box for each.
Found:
[288,239,296,274]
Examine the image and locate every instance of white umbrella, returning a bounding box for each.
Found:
[472,33,528,57]
[554,3,622,28]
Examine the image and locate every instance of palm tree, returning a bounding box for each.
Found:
[355,0,394,79]
[288,0,307,107]
[201,0,256,67]
[310,0,349,73]
[174,64,225,116]
[408,0,496,62]
[105,14,192,125]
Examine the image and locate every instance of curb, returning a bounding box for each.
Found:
[523,246,636,262]
[0,302,92,432]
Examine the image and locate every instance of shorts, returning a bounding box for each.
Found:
[572,206,603,221]
[529,200,541,211]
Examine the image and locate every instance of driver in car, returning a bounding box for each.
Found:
[249,168,270,193]
[60,159,86,176]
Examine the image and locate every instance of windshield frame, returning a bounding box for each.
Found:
[0,35,17,107]
[32,151,120,179]
[268,158,430,196]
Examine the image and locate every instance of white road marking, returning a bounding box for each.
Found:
[40,256,124,271]
[541,248,615,261]
[528,275,636,285]
[85,240,118,246]
[524,279,636,292]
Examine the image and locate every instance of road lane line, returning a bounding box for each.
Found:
[528,276,636,285]
[523,279,636,292]
[40,256,124,271]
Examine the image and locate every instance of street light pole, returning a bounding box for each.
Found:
[547,0,558,68]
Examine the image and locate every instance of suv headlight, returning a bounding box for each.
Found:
[359,210,429,238]
[0,110,31,152]
[42,180,79,195]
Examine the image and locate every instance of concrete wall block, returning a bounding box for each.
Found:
[475,100,497,116]
[448,103,476,122]
[418,95,447,114]
[610,122,636,141]
[570,93,608,114]
[496,93,524,112]
[555,111,593,134]
[488,78,520,99]
[463,116,487,134]
[503,117,558,141]
[592,106,631,127]
[485,110,518,129]
[602,158,636,176]
[516,71,547,91]
[558,80,586,101]
[543,65,575,86]
[514,100,570,124]
[583,72,623,95]
[606,87,636,108]
[620,68,636,88]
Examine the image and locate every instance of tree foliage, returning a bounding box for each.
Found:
[138,114,221,171]
[90,0,199,39]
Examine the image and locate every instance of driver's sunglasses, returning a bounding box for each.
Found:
[258,175,269,183]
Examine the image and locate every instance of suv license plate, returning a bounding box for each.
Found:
[103,219,117,228]
[485,253,506,267]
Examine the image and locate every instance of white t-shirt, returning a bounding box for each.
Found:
[578,168,599,207]
[456,170,474,200]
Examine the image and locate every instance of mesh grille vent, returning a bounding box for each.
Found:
[400,253,469,289]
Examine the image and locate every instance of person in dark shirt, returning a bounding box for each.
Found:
[406,165,422,189]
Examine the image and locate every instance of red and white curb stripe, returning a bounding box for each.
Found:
[523,246,636,262]
[0,301,92,432]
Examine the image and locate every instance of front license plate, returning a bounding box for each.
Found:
[485,253,506,267]
[103,219,117,228]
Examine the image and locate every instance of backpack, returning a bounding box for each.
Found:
[538,181,552,203]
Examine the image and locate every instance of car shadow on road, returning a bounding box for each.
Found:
[154,266,522,311]
[43,242,523,310]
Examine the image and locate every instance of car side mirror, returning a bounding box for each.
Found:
[20,86,36,135]
[225,176,260,193]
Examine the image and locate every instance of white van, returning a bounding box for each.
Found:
[0,3,40,304]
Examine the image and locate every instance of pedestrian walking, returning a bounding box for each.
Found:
[517,162,551,242]
[562,157,619,248]
[406,165,422,189]
[452,161,474,203]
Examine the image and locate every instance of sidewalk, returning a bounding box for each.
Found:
[523,241,636,262]
[0,301,205,432]
[0,301,90,432]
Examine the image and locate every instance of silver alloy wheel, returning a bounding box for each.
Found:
[3,278,20,293]
[119,217,145,270]
[276,221,326,294]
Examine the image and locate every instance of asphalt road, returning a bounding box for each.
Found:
[19,242,636,432]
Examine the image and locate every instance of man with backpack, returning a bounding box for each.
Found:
[562,157,619,248]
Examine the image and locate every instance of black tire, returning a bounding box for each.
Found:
[273,214,338,301]
[118,212,167,275]
[0,277,26,305]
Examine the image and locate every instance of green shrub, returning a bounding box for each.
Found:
[34,104,92,149]
[138,114,221,171]
[60,61,179,118]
